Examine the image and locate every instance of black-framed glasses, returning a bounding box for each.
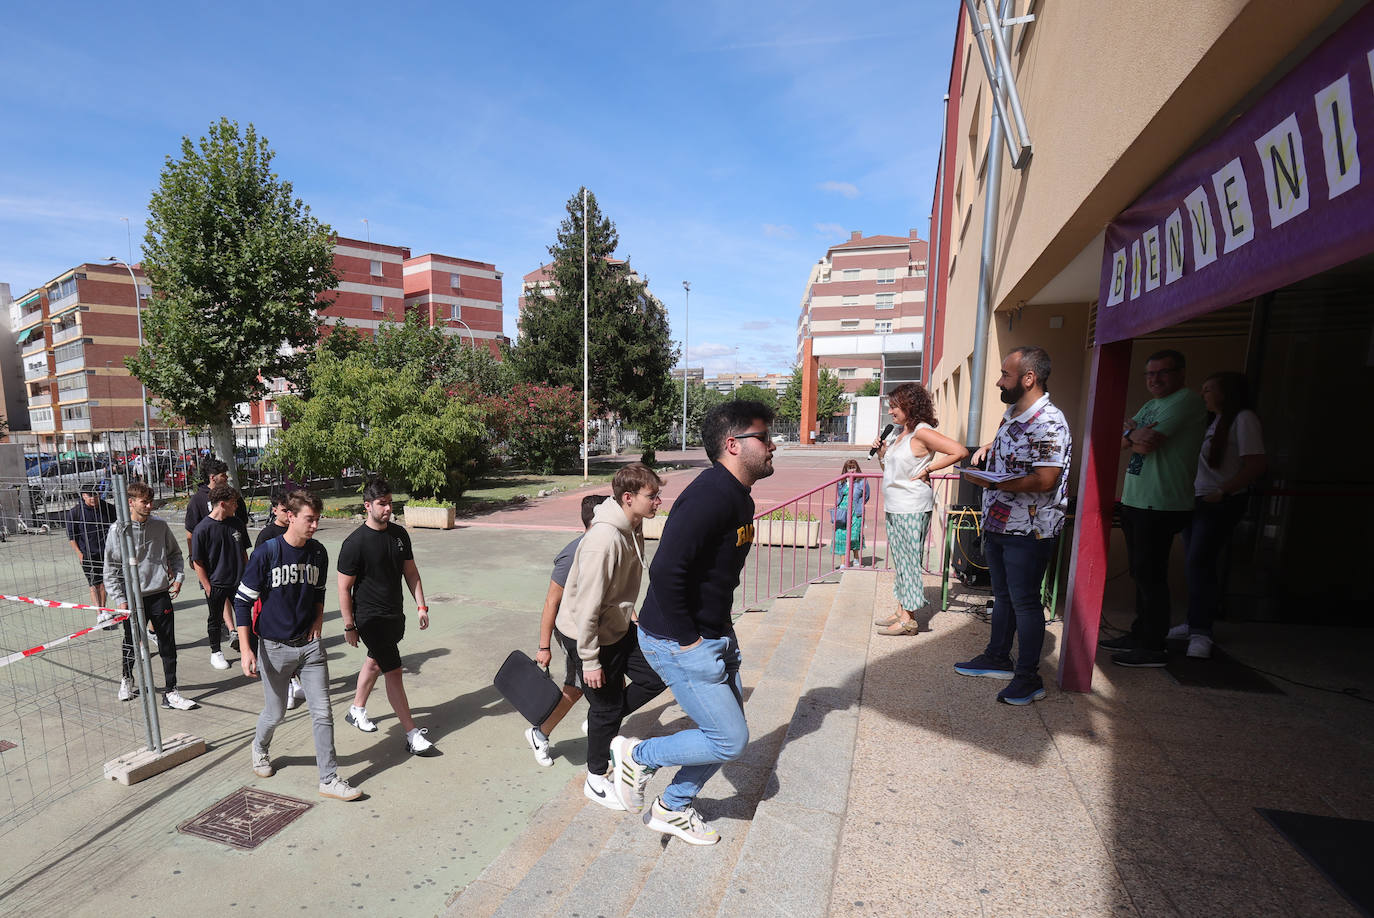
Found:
[732,431,770,442]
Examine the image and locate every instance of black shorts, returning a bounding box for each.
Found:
[80,558,104,587]
[356,615,406,673]
[554,629,585,691]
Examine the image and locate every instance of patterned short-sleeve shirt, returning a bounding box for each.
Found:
[981,394,1072,539]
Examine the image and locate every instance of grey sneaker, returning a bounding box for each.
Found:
[1186,634,1213,659]
[525,726,553,767]
[584,770,625,811]
[644,797,719,845]
[1166,623,1189,640]
[319,776,362,801]
[251,745,274,778]
[609,735,655,814]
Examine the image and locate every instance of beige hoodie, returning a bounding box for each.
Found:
[554,496,646,673]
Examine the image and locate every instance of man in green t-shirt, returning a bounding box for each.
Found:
[1104,349,1207,668]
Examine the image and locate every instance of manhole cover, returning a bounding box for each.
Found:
[178,786,313,850]
[0,740,14,752]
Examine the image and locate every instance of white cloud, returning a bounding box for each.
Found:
[818,181,859,199]
[762,223,796,239]
[690,342,736,359]
[814,222,846,238]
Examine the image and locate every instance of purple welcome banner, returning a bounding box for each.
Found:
[1097,5,1374,344]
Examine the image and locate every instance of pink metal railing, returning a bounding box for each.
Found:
[735,470,964,612]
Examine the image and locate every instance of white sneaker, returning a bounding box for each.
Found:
[1186,634,1214,659]
[117,677,137,701]
[209,651,230,670]
[1166,623,1189,640]
[584,770,626,811]
[525,726,553,767]
[319,776,362,801]
[644,797,719,845]
[580,719,588,735]
[285,678,305,710]
[162,690,198,710]
[345,705,377,733]
[251,745,274,778]
[95,610,117,630]
[146,630,159,653]
[406,727,434,755]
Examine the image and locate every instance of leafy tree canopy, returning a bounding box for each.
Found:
[856,378,881,398]
[132,118,336,476]
[777,365,847,423]
[732,383,778,409]
[505,187,678,424]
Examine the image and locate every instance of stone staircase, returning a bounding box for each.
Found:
[444,570,878,918]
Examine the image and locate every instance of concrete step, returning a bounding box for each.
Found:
[445,573,874,918]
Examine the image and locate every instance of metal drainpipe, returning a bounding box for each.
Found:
[964,0,1014,446]
[924,93,950,389]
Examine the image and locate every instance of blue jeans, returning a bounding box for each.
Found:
[633,628,748,812]
[1182,495,1247,635]
[983,532,1058,676]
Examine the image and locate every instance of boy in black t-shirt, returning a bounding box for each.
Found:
[191,485,250,671]
[254,488,290,551]
[337,477,433,756]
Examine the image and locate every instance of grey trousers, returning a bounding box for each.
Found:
[254,637,338,783]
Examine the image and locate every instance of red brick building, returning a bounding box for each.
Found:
[403,253,504,357]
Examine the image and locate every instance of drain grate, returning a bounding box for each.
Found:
[178,786,313,850]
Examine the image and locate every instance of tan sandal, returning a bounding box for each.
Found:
[874,614,900,627]
[877,619,919,636]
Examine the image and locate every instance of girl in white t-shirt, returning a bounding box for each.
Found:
[1175,371,1267,658]
[872,383,968,635]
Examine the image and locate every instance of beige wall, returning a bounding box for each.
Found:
[931,0,1346,450]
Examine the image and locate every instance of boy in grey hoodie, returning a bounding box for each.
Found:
[554,462,665,807]
[103,481,194,709]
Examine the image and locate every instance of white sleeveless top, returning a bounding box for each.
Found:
[882,423,935,514]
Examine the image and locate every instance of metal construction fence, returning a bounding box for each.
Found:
[0,473,161,837]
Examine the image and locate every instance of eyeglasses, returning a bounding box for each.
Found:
[732,431,770,442]
[638,490,662,501]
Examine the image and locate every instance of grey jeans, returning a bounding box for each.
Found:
[254,637,337,783]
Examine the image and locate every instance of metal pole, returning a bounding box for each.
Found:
[112,473,163,753]
[681,280,690,449]
[108,259,151,476]
[582,188,589,481]
[452,318,476,349]
[924,94,950,389]
[965,0,1014,446]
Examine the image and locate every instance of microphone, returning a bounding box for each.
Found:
[869,423,895,457]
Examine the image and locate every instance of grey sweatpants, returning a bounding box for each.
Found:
[254,637,338,783]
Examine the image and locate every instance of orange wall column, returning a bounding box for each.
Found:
[799,337,819,445]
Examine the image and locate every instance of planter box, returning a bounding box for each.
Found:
[405,505,456,530]
[753,519,822,548]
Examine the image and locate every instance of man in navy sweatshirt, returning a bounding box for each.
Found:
[234,490,361,802]
[610,400,775,845]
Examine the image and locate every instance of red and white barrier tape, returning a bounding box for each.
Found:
[0,594,130,668]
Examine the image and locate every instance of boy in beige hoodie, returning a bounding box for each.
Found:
[554,462,666,807]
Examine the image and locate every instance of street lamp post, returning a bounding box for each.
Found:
[681,280,690,450]
[451,318,476,349]
[107,258,152,471]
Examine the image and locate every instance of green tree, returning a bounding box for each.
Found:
[485,383,584,474]
[856,378,881,397]
[132,118,337,487]
[268,351,487,501]
[777,365,847,423]
[373,313,463,386]
[505,188,678,429]
[637,376,728,462]
[733,383,778,409]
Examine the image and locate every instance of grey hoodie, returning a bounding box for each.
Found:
[554,497,646,672]
[103,515,185,609]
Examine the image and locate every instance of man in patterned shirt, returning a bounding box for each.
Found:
[954,346,1072,705]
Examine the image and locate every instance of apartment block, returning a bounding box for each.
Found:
[704,371,789,395]
[403,253,505,357]
[795,230,928,394]
[9,263,152,446]
[321,237,410,332]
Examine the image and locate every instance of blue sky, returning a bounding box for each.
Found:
[1,1,955,376]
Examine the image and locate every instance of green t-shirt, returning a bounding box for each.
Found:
[1122,387,1207,512]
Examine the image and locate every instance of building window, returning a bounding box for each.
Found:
[875,320,892,334]
[370,259,383,277]
[62,405,89,421]
[842,268,860,280]
[371,295,384,313]
[842,295,858,306]
[876,293,895,309]
[837,368,856,379]
[451,304,461,321]
[57,375,85,392]
[876,268,895,284]
[871,369,882,379]
[840,320,860,329]
[54,341,84,363]
[450,272,462,289]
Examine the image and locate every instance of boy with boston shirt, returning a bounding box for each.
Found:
[337,478,434,756]
[234,490,361,802]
